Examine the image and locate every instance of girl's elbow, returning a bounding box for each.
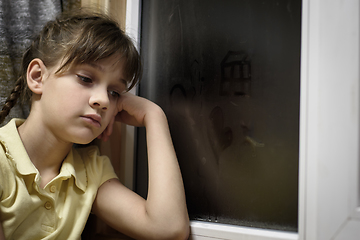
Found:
[182,218,191,240]
[169,218,190,240]
[180,224,191,240]
[158,218,190,240]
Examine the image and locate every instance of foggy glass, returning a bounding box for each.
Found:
[136,0,301,232]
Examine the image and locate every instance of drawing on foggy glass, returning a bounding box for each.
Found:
[220,51,251,97]
[137,0,301,232]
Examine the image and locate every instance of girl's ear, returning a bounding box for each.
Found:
[27,58,47,95]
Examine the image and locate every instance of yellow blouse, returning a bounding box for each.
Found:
[0,119,118,240]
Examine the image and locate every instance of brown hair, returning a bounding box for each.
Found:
[0,9,142,124]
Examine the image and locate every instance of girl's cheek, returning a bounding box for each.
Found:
[111,106,118,117]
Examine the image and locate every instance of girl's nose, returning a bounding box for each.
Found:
[89,90,109,110]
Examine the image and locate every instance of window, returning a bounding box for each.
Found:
[136,0,300,233]
[128,0,360,239]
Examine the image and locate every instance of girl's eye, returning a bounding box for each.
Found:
[77,75,92,83]
[109,90,120,98]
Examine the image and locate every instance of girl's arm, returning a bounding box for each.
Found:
[92,93,189,240]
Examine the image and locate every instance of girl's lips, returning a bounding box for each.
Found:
[81,114,102,128]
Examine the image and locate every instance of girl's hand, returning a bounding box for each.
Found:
[114,92,164,127]
[97,93,164,141]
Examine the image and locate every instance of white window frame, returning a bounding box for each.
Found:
[299,0,360,239]
[125,0,360,239]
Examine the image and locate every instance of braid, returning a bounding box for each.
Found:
[0,77,24,124]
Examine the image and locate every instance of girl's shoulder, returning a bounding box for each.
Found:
[74,145,112,172]
[72,145,117,188]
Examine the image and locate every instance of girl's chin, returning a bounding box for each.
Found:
[73,138,97,146]
[71,134,98,145]
[66,128,104,145]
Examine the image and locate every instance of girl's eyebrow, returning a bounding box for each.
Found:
[88,62,104,72]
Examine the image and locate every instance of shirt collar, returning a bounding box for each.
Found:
[0,118,87,192]
[60,148,87,192]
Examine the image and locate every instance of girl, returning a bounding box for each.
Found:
[0,10,189,240]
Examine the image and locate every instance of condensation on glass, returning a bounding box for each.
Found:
[136,0,301,232]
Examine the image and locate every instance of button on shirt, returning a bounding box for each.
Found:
[50,185,57,193]
[0,119,118,240]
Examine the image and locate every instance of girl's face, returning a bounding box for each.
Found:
[38,55,127,144]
